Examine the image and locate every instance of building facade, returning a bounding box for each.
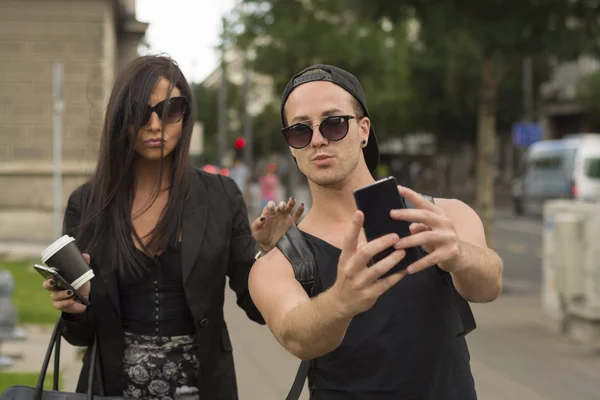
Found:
[0,0,147,243]
[540,55,600,139]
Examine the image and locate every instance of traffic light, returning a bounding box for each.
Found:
[234,137,246,150]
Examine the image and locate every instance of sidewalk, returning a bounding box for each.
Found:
[467,287,600,400]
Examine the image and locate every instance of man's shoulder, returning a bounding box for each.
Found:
[433,197,482,225]
[432,197,472,211]
[251,247,295,282]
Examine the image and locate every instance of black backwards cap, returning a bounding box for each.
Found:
[280,64,380,172]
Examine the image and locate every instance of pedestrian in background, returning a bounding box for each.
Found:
[259,162,281,210]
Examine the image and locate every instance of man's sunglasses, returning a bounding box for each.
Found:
[281,115,357,149]
[136,96,189,126]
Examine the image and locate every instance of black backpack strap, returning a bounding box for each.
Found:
[275,224,316,400]
[285,360,311,400]
[406,193,477,336]
[276,224,316,295]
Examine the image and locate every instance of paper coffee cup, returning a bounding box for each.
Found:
[41,235,94,290]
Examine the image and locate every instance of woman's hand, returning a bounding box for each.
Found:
[251,197,305,252]
[42,253,91,314]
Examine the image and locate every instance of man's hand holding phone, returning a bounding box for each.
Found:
[390,186,462,275]
[330,211,408,318]
[42,253,92,314]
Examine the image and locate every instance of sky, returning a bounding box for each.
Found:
[136,0,237,84]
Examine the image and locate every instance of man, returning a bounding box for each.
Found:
[249,64,503,399]
[229,155,250,196]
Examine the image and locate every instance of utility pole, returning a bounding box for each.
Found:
[242,55,253,171]
[217,17,228,166]
[523,56,534,123]
[514,56,535,173]
[52,63,64,238]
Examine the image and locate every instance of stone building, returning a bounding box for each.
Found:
[0,0,147,244]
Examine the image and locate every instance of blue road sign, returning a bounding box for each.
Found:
[512,122,542,148]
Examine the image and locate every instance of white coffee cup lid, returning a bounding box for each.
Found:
[41,235,75,263]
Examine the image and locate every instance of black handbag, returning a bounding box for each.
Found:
[0,317,124,400]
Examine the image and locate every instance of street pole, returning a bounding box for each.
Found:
[52,63,64,238]
[515,56,534,172]
[523,57,534,123]
[242,56,253,171]
[216,18,228,167]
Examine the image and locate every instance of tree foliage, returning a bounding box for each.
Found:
[576,69,600,127]
[230,0,415,140]
[355,0,600,244]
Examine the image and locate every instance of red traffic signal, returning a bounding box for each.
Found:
[234,137,246,150]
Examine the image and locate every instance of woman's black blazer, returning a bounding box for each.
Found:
[59,166,265,399]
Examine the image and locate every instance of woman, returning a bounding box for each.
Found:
[42,55,303,399]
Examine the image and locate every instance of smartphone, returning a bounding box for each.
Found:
[33,264,90,307]
[353,176,412,270]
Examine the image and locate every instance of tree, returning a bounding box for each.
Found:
[230,0,415,142]
[193,78,244,164]
[348,0,600,245]
[407,27,551,146]
[576,69,600,129]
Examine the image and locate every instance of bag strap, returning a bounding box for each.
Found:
[276,224,315,295]
[53,327,61,390]
[34,317,104,400]
[285,360,311,400]
[87,331,102,398]
[34,318,61,399]
[276,225,316,400]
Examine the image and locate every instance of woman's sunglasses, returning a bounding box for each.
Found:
[137,96,189,126]
[281,115,357,149]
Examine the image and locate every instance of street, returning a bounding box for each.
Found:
[493,209,542,286]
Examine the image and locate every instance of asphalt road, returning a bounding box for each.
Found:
[493,209,543,287]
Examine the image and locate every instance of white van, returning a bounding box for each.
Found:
[511,134,600,216]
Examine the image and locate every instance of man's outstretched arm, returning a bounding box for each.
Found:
[249,249,352,360]
[249,212,407,360]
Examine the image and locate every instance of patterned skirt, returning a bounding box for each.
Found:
[122,332,200,400]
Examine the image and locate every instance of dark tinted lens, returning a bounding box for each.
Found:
[284,124,313,149]
[131,104,152,125]
[141,106,153,125]
[320,116,349,141]
[164,98,186,124]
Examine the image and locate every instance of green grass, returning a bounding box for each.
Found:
[0,371,61,392]
[1,261,60,325]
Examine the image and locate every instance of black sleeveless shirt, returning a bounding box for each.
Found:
[302,232,477,400]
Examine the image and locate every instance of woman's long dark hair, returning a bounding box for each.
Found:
[76,55,195,277]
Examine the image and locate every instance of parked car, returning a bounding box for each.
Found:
[511,134,600,216]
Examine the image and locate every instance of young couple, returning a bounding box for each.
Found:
[45,56,502,400]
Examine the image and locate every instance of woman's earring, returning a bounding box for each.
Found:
[361,140,367,147]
